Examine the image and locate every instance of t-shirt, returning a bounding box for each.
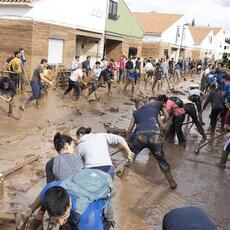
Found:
[224,110,230,126]
[133,102,163,135]
[165,100,185,117]
[223,82,230,102]
[188,89,202,97]
[119,58,126,70]
[40,181,105,230]
[8,57,22,73]
[70,69,83,82]
[77,133,125,168]
[163,206,217,230]
[31,65,44,83]
[92,68,102,81]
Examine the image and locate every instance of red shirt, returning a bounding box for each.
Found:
[165,100,185,117]
[119,58,126,70]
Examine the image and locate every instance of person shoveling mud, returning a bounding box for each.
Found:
[0,72,16,117]
[20,59,53,111]
[126,98,177,189]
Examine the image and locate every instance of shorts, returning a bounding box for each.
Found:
[126,77,136,86]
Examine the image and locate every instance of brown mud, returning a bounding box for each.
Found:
[0,78,229,230]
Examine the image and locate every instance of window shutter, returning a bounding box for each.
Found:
[48,39,64,64]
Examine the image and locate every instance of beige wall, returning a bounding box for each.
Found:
[0,19,76,77]
[0,19,33,77]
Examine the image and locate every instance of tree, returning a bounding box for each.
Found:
[191,18,195,27]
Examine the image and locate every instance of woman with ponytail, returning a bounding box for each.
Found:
[76,127,134,179]
[46,132,83,183]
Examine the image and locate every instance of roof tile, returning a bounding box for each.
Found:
[212,27,222,35]
[134,12,183,35]
[189,26,212,44]
[0,0,33,3]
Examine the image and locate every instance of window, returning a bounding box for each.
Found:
[209,36,212,44]
[48,38,64,64]
[108,0,118,20]
[175,26,180,43]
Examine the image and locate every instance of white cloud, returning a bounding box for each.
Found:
[124,0,230,37]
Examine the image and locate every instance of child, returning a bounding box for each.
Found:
[87,61,102,100]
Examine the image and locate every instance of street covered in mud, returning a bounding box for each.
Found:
[0,74,230,230]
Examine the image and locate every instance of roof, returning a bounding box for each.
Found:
[212,27,222,35]
[188,26,212,44]
[0,0,35,6]
[134,12,183,35]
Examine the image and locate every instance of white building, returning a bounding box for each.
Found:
[134,12,194,60]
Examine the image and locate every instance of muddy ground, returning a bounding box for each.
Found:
[0,76,230,230]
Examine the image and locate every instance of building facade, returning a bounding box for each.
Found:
[105,0,144,61]
[0,0,107,75]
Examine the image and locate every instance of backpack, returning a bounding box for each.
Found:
[169,96,184,108]
[61,169,116,215]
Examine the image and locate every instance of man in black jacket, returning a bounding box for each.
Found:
[0,73,16,116]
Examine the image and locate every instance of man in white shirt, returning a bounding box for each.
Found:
[144,59,154,89]
[76,127,133,179]
[71,56,80,71]
[64,63,86,99]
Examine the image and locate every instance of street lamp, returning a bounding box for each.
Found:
[179,23,190,59]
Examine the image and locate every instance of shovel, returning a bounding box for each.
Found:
[194,132,227,155]
[50,84,81,114]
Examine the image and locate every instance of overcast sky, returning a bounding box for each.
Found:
[124,0,230,37]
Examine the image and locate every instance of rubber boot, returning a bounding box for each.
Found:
[163,170,177,189]
[216,151,229,169]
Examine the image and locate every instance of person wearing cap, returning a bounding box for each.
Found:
[162,206,217,230]
[0,73,16,116]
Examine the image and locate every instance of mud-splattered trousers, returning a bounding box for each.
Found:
[129,132,170,171]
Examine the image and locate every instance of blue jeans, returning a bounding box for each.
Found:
[90,165,115,179]
[28,81,41,101]
[118,68,124,81]
[129,132,170,171]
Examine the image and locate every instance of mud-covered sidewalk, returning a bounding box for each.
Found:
[0,78,230,230]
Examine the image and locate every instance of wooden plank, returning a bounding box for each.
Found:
[2,155,41,177]
[0,213,15,223]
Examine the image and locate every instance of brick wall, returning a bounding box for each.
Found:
[141,41,160,59]
[0,19,33,76]
[31,21,76,75]
[0,19,76,77]
[105,39,122,62]
[192,48,201,59]
[122,38,142,60]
